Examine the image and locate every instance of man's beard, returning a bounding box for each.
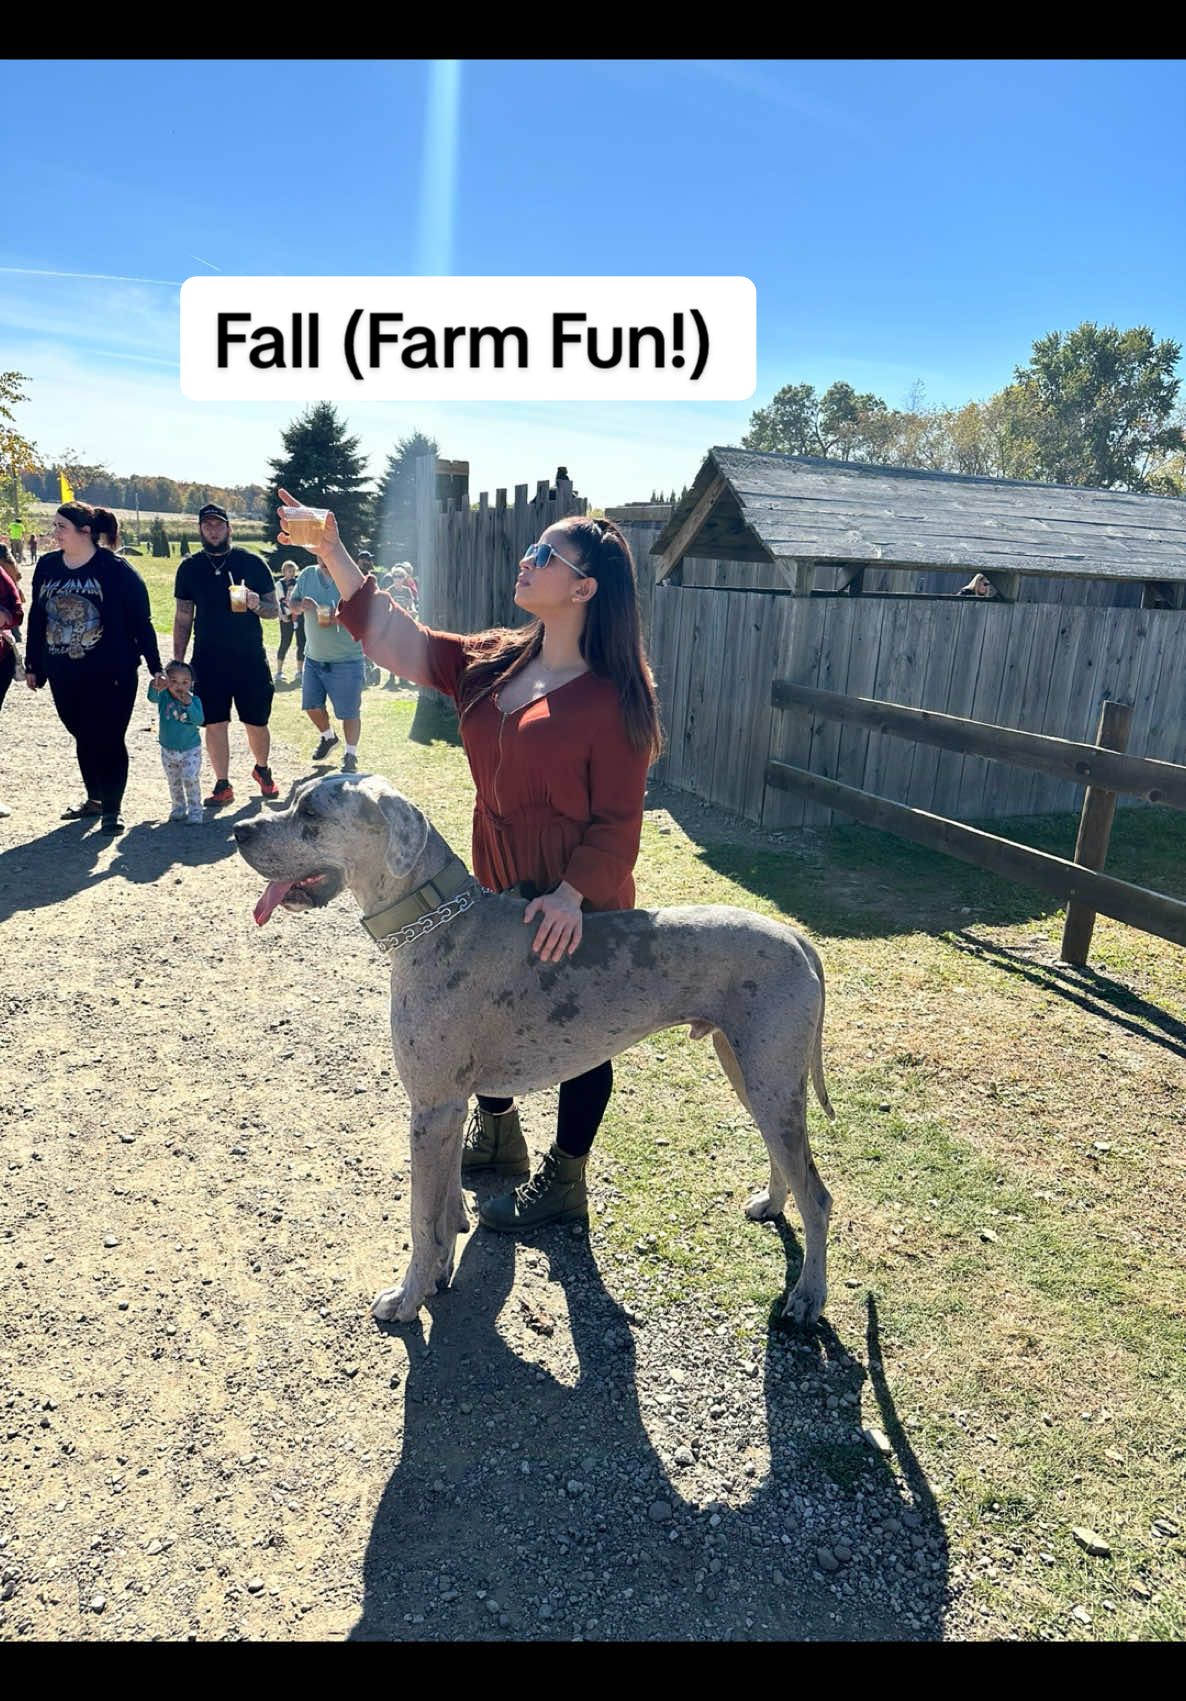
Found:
[203,530,231,557]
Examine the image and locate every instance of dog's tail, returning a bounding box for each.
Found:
[801,938,835,1121]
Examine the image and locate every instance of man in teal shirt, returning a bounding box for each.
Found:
[290,561,366,771]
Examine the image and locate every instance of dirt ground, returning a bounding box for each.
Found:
[3,686,967,1642]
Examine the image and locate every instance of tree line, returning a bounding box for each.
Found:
[743,323,1185,495]
[19,462,268,519]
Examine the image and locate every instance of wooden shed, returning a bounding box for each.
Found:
[629,448,1186,827]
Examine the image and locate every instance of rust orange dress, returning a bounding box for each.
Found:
[337,576,650,910]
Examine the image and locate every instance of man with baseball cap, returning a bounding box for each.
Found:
[173,503,280,806]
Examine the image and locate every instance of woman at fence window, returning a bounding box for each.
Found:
[277,486,662,1233]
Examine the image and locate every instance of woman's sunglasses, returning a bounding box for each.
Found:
[521,541,589,578]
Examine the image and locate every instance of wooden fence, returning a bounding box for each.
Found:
[647,585,1186,827]
[415,460,586,635]
[764,689,1186,960]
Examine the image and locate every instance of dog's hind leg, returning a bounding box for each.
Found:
[732,1018,832,1327]
[372,1098,467,1324]
[712,1029,754,1118]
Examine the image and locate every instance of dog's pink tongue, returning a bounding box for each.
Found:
[254,879,295,926]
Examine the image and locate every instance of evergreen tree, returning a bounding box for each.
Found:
[264,403,374,562]
[149,517,170,557]
[374,430,439,565]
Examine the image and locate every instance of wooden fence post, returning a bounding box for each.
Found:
[1059,699,1134,965]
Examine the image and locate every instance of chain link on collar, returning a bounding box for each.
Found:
[370,883,487,954]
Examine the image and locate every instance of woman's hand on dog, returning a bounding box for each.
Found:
[524,883,584,961]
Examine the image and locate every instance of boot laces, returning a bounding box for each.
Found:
[462,1109,486,1154]
[516,1150,559,1204]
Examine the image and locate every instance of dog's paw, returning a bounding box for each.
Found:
[781,1281,826,1327]
[745,1189,784,1222]
[371,1282,423,1325]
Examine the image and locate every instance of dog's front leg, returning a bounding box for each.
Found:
[372,1098,467,1324]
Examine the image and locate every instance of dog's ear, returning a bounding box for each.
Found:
[358,778,429,875]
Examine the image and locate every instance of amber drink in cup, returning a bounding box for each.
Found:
[281,506,329,548]
[229,581,248,612]
[316,603,334,628]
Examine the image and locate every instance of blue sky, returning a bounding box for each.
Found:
[6,58,1184,507]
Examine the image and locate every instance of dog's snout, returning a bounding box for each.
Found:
[233,822,253,844]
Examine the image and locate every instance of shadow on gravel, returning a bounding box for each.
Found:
[349,1216,949,1642]
[0,805,262,923]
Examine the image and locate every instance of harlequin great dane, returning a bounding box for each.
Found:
[234,774,834,1327]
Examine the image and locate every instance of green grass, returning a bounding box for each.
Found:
[139,602,1186,1640]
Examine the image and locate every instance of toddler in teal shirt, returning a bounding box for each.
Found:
[148,660,206,823]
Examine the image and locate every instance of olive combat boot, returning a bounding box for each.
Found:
[461,1104,530,1177]
[478,1143,589,1234]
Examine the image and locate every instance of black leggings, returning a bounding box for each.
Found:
[0,639,14,712]
[49,670,138,814]
[276,618,305,666]
[478,1059,613,1160]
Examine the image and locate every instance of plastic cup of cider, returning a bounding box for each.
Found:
[229,581,248,612]
[282,506,329,548]
[316,603,335,628]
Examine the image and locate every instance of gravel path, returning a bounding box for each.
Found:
[1,685,956,1640]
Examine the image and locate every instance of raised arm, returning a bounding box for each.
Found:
[277,487,467,696]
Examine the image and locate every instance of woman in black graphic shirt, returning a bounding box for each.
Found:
[24,503,163,834]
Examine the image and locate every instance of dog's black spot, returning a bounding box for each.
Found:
[547,995,580,1026]
[437,933,457,960]
[573,928,618,971]
[454,1057,475,1085]
[537,968,560,994]
[630,931,658,971]
[493,990,515,1009]
[742,979,758,993]
[445,969,468,991]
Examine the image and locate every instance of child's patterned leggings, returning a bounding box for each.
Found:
[162,746,203,812]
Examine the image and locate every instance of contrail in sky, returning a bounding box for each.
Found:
[0,266,180,286]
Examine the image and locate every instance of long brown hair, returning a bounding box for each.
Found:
[456,516,662,760]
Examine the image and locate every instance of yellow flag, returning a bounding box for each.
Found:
[59,470,75,503]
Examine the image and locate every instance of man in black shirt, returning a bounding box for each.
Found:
[173,503,280,807]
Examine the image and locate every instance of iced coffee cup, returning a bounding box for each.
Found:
[281,506,329,548]
[316,603,335,628]
[229,581,248,612]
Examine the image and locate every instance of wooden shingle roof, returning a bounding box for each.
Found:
[653,448,1186,588]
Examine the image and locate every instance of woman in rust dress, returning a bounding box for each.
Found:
[277,487,661,1232]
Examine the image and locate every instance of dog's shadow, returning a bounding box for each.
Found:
[348,1217,949,1642]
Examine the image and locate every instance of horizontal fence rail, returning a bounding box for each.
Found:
[770,681,1186,810]
[764,759,1186,950]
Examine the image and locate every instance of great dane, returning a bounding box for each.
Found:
[234,774,834,1327]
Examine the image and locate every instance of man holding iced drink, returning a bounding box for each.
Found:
[172,502,280,806]
[288,554,366,772]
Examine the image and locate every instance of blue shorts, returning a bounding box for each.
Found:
[302,656,364,721]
